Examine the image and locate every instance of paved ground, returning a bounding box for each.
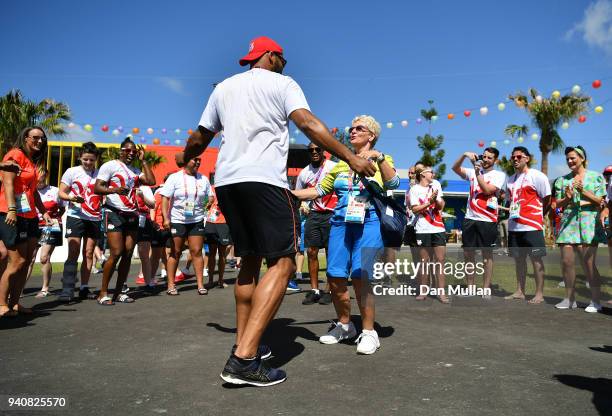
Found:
[1,264,611,416]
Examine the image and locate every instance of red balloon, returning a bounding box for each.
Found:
[464,110,471,117]
[578,115,587,123]
[101,125,109,132]
[478,141,485,148]
[331,127,338,134]
[592,79,602,89]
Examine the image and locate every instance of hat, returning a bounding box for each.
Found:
[604,165,612,174]
[239,36,283,66]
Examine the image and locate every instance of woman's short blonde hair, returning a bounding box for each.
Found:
[352,115,381,144]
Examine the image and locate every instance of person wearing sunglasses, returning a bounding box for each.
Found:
[452,147,506,297]
[57,141,102,301]
[0,126,52,317]
[504,146,551,304]
[93,138,156,305]
[180,36,375,386]
[294,115,399,354]
[295,142,337,305]
[553,146,606,313]
[160,156,213,296]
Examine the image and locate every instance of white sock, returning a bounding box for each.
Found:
[340,322,350,331]
[296,272,302,279]
[312,288,320,294]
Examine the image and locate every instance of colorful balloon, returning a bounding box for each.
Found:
[289,137,296,144]
[578,115,586,123]
[552,90,561,99]
[386,122,393,129]
[592,79,602,89]
[463,110,471,117]
[490,141,497,147]
[479,107,488,116]
[447,113,455,120]
[517,136,524,143]
[572,85,581,94]
[187,129,194,135]
[175,128,181,135]
[68,122,76,129]
[478,140,485,148]
[112,129,120,136]
[531,133,539,140]
[139,137,146,144]
[175,139,182,145]
[117,125,124,133]
[535,95,543,103]
[401,120,408,127]
[416,118,423,124]
[84,124,93,132]
[101,125,109,132]
[503,139,510,145]
[152,138,160,145]
[562,122,569,130]
[161,128,167,134]
[497,103,506,111]
[146,128,154,135]
[595,106,604,114]
[431,115,438,122]
[132,127,140,134]
[164,139,170,145]
[331,127,338,134]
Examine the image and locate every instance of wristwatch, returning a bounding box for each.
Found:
[376,153,386,164]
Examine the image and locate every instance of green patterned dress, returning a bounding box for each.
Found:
[554,170,606,245]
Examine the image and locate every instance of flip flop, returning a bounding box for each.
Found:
[167,288,179,296]
[198,288,208,295]
[97,296,115,306]
[528,297,545,305]
[504,294,525,300]
[116,294,135,303]
[0,305,17,318]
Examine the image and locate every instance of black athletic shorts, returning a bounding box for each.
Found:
[39,225,63,247]
[0,214,41,248]
[304,211,332,248]
[216,182,300,259]
[151,226,171,248]
[138,218,155,242]
[415,232,446,247]
[204,222,232,246]
[105,209,139,233]
[508,231,547,258]
[170,221,205,239]
[462,218,498,249]
[65,216,101,240]
[403,224,417,247]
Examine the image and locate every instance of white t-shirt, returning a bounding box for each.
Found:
[295,160,337,212]
[37,185,65,225]
[506,168,551,232]
[61,166,102,220]
[463,168,506,222]
[409,181,445,233]
[96,160,143,213]
[199,68,310,189]
[159,170,212,224]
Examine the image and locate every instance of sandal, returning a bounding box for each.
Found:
[217,282,228,289]
[97,296,115,306]
[13,304,34,314]
[116,294,135,303]
[198,288,208,295]
[0,304,17,318]
[166,288,179,296]
[437,295,450,304]
[35,290,50,298]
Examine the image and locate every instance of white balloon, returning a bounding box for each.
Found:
[561,122,569,130]
[386,122,393,129]
[68,122,76,129]
[479,107,488,116]
[491,141,497,147]
[503,139,510,145]
[572,85,581,94]
[535,95,543,103]
[531,133,539,140]
[401,120,408,127]
[112,129,120,136]
[431,115,438,122]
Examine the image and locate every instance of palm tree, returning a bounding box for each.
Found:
[0,89,71,155]
[508,88,589,175]
[504,124,529,142]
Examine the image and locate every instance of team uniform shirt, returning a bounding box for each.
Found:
[37,185,65,227]
[295,160,338,213]
[409,181,445,234]
[159,170,213,224]
[96,160,143,214]
[0,149,39,219]
[463,168,506,222]
[61,166,102,221]
[199,68,310,189]
[506,169,551,232]
[206,188,226,224]
[136,186,155,220]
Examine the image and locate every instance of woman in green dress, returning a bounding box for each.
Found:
[554,146,606,313]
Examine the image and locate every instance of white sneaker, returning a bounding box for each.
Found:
[160,269,167,279]
[585,302,602,313]
[555,298,578,309]
[319,321,356,344]
[356,329,380,355]
[204,269,209,278]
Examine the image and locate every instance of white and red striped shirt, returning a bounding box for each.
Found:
[507,168,551,232]
[464,168,506,223]
[61,166,102,221]
[96,160,142,213]
[409,181,445,233]
[37,185,65,227]
[295,160,338,212]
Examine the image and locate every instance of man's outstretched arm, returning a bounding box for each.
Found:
[178,126,217,165]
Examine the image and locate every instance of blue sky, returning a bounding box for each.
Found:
[2,0,612,179]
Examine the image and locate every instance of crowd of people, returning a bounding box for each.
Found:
[1,36,610,388]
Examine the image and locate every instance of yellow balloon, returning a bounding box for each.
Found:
[595,106,604,114]
[84,124,93,132]
[497,103,505,111]
[552,90,561,99]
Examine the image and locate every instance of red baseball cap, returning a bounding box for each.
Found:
[239,36,283,66]
[604,165,612,174]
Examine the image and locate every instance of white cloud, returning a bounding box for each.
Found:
[156,77,188,96]
[49,124,94,142]
[566,0,612,56]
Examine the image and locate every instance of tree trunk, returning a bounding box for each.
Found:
[540,150,549,176]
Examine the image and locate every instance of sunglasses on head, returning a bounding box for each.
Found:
[308,147,322,153]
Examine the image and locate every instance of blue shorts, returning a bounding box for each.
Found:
[326,217,383,280]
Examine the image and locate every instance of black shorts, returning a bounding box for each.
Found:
[462,218,498,249]
[216,182,300,259]
[415,232,446,247]
[151,226,171,248]
[170,221,205,239]
[39,225,63,247]
[65,216,101,240]
[204,222,232,246]
[508,231,547,258]
[138,218,155,242]
[403,224,417,247]
[0,215,41,248]
[304,211,332,248]
[105,209,139,233]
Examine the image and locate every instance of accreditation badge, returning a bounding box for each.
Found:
[49,219,61,233]
[15,193,31,214]
[509,201,521,219]
[138,214,146,228]
[184,201,195,217]
[487,196,498,210]
[344,194,366,224]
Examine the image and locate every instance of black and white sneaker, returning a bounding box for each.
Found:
[220,355,286,387]
[302,290,320,305]
[121,283,130,294]
[318,292,332,305]
[231,344,272,360]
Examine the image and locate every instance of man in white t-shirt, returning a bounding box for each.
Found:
[452,147,506,295]
[296,142,337,306]
[179,36,375,387]
[505,146,551,304]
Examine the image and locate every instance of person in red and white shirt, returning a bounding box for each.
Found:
[452,147,506,295]
[409,165,449,303]
[505,146,551,304]
[57,142,102,301]
[94,138,156,305]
